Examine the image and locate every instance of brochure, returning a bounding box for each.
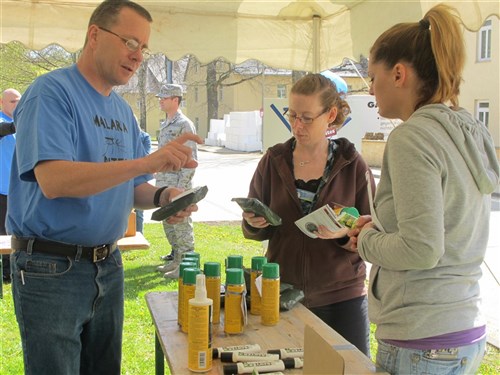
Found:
[295,204,359,239]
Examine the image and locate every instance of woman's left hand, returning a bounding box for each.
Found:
[315,225,349,239]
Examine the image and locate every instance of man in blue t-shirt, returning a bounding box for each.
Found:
[7,2,202,374]
[0,88,21,282]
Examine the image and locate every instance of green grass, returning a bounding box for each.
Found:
[1,222,499,374]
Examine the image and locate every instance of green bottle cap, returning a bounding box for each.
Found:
[251,256,267,271]
[262,263,280,279]
[183,267,201,285]
[226,255,243,269]
[226,268,244,285]
[204,262,221,277]
[340,206,360,218]
[183,252,200,260]
[179,261,197,280]
[183,253,200,267]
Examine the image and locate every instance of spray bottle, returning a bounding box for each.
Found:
[177,261,197,327]
[261,263,280,326]
[224,268,247,334]
[250,256,267,315]
[188,273,213,372]
[203,262,221,324]
[182,267,202,333]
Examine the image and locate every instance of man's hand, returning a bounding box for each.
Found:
[161,187,199,224]
[147,133,203,173]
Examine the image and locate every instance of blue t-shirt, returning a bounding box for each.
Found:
[7,65,151,245]
[0,112,15,195]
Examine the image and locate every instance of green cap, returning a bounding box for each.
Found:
[226,255,243,269]
[226,268,244,285]
[251,256,267,271]
[179,261,197,280]
[183,252,201,267]
[262,263,280,279]
[340,206,360,218]
[204,262,221,277]
[183,252,200,260]
[183,267,201,285]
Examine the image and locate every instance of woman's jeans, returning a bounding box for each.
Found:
[309,295,370,357]
[11,248,124,375]
[376,337,487,375]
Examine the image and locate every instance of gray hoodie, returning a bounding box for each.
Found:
[358,104,500,340]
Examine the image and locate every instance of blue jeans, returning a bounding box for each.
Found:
[135,209,144,233]
[376,337,487,375]
[11,248,124,375]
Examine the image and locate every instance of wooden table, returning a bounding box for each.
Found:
[0,233,150,298]
[145,291,384,375]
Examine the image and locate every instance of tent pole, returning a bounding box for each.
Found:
[313,15,321,73]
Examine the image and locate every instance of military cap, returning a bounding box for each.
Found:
[156,83,183,98]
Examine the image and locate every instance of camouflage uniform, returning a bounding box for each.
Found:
[156,109,198,258]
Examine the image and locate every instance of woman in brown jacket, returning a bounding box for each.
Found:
[242,73,376,356]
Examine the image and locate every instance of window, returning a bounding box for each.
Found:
[476,101,489,128]
[277,85,286,98]
[195,117,199,131]
[194,88,199,102]
[478,20,491,61]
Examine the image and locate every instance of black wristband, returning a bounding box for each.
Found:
[154,186,168,207]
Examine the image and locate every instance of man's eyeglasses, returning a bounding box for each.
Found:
[98,26,151,58]
[283,107,329,125]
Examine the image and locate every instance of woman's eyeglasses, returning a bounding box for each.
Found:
[283,108,329,125]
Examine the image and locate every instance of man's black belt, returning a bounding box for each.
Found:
[11,236,118,263]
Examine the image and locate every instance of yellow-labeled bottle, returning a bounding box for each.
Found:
[261,263,280,326]
[203,262,221,324]
[177,261,197,327]
[224,268,247,334]
[250,256,267,315]
[181,267,201,333]
[188,273,213,372]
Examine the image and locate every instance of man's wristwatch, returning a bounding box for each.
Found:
[154,186,168,207]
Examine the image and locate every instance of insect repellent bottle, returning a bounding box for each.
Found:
[188,273,213,372]
[178,261,197,327]
[203,262,221,324]
[183,252,201,268]
[182,267,202,333]
[250,256,267,315]
[261,263,280,326]
[224,268,246,334]
[226,255,243,269]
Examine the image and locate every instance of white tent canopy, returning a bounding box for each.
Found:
[2,0,499,72]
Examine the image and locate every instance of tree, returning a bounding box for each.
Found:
[0,42,75,92]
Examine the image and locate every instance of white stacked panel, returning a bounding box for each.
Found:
[225,111,262,152]
[205,118,226,146]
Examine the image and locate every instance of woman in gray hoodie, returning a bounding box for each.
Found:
[346,4,500,375]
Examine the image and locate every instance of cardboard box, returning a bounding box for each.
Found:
[125,211,136,237]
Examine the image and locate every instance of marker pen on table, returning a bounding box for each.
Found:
[267,347,304,359]
[220,351,279,363]
[223,358,303,374]
[212,344,261,359]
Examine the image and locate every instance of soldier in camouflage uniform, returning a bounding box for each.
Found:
[155,84,198,278]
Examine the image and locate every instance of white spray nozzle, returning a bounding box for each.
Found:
[195,273,208,300]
